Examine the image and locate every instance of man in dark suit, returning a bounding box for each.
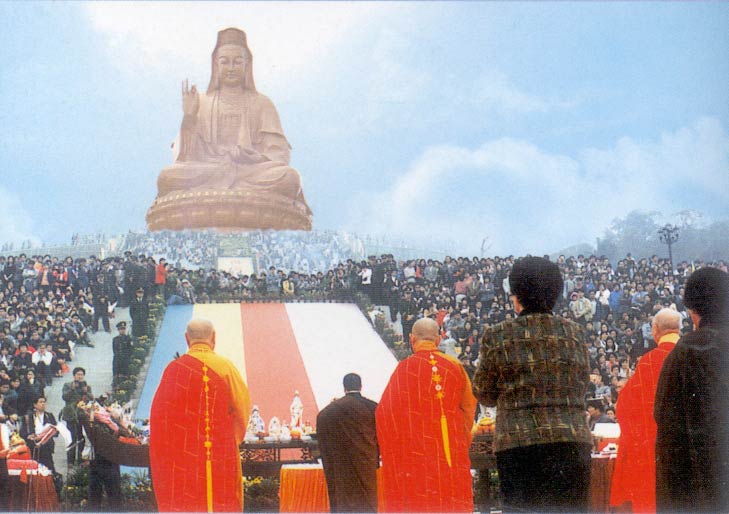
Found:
[398,290,418,342]
[20,396,58,472]
[129,288,149,339]
[112,321,133,384]
[316,373,379,513]
[91,275,111,333]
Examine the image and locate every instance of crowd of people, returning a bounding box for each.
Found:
[0,256,98,506]
[151,249,724,407]
[0,252,156,498]
[112,249,727,443]
[314,258,729,513]
[2,249,723,411]
[270,253,720,414]
[246,230,365,274]
[120,231,219,270]
[0,247,726,512]
[118,229,368,275]
[0,248,165,510]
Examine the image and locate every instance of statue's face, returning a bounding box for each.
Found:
[217,44,247,88]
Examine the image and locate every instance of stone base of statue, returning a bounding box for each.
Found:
[146,188,312,232]
[147,159,312,231]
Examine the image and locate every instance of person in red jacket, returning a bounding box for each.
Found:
[154,258,168,299]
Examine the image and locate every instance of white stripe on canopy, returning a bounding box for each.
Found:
[285,303,398,410]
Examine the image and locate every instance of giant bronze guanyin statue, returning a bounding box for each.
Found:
[146,28,312,231]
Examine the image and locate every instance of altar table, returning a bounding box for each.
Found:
[279,464,332,513]
[279,455,617,513]
[279,464,386,513]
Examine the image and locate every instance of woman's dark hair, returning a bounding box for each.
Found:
[509,256,563,313]
[684,267,729,325]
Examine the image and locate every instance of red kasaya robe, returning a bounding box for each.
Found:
[376,341,477,512]
[610,332,679,513]
[150,343,251,512]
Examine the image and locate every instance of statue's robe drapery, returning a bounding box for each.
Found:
[158,91,309,212]
[150,343,250,512]
[610,333,678,513]
[316,392,379,512]
[376,342,477,512]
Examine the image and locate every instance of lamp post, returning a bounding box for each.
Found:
[658,224,680,272]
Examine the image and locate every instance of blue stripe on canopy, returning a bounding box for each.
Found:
[135,305,192,420]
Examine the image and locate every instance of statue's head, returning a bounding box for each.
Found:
[207,28,256,93]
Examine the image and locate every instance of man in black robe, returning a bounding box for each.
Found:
[654,267,729,513]
[316,373,378,512]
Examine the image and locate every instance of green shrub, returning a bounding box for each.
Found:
[61,465,89,511]
[244,476,280,512]
[121,470,157,512]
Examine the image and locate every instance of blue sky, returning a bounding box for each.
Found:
[1,2,728,256]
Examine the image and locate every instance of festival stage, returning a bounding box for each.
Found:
[135,303,398,426]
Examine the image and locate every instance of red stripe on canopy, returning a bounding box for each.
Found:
[240,303,319,427]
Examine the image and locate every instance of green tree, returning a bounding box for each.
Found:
[597,211,662,261]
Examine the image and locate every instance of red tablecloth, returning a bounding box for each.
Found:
[7,472,59,512]
[591,454,617,513]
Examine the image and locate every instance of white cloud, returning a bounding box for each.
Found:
[84,2,399,96]
[581,117,729,200]
[347,117,729,256]
[83,3,566,132]
[358,28,431,125]
[0,187,39,246]
[469,69,578,115]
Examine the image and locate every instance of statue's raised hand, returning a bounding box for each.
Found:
[182,79,199,116]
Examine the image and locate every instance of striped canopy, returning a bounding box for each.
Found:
[136,303,398,428]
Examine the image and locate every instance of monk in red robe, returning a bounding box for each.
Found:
[610,308,680,513]
[376,317,477,512]
[150,319,251,512]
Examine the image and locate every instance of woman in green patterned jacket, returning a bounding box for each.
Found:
[473,256,592,513]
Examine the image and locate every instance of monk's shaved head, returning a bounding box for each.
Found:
[186,319,215,346]
[412,317,440,343]
[651,308,681,343]
[652,308,681,333]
